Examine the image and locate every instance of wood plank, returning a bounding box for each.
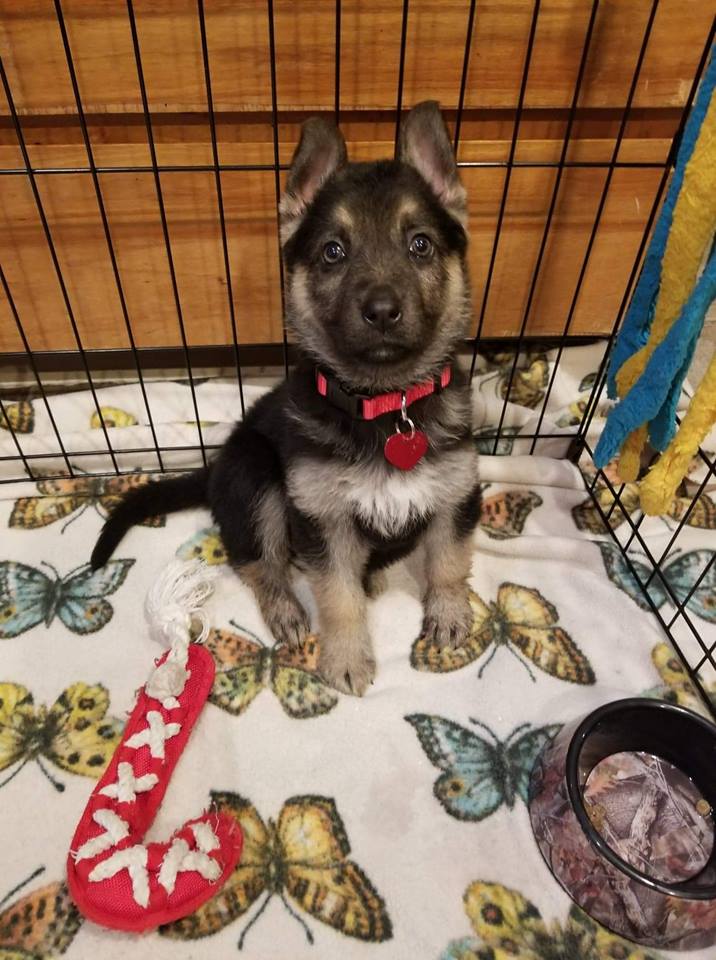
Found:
[466,165,663,338]
[0,0,712,116]
[0,110,680,169]
[0,292,24,352]
[0,168,283,350]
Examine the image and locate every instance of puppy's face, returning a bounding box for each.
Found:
[280,102,471,391]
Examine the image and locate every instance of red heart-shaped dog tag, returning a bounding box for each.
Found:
[384,430,428,470]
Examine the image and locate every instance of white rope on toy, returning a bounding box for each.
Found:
[89,846,151,908]
[125,712,181,760]
[157,823,222,895]
[191,821,220,854]
[74,809,130,863]
[99,762,159,803]
[144,559,217,707]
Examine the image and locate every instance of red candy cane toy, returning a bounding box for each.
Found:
[67,561,243,932]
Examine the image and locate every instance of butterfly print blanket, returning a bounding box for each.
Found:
[1,343,715,959]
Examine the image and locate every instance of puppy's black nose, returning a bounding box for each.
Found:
[361,286,402,332]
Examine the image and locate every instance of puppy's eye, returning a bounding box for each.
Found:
[322,241,346,264]
[409,234,433,259]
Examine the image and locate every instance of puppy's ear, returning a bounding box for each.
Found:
[280,117,347,243]
[399,101,467,226]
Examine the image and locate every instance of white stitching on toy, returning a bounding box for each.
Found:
[73,809,130,863]
[191,821,220,854]
[157,839,190,895]
[157,834,222,896]
[99,762,159,803]
[125,711,181,760]
[89,845,151,908]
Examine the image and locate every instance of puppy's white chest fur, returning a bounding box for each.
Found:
[288,446,477,538]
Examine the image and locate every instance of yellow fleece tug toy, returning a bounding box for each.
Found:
[594,46,716,515]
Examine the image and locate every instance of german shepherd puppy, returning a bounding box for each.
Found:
[91,101,480,695]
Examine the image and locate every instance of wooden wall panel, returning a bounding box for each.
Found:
[1,1,711,114]
[468,165,664,338]
[0,294,24,352]
[460,164,663,338]
[0,1,712,356]
[0,168,283,350]
[0,152,665,349]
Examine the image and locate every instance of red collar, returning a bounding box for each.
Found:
[316,366,451,420]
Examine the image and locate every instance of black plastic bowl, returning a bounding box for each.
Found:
[529,697,716,950]
[567,698,716,899]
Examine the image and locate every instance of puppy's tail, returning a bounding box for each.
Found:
[90,468,210,570]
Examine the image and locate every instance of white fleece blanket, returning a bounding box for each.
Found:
[1,343,715,960]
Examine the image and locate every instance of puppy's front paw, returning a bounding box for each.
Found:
[319,637,376,696]
[422,587,474,648]
[265,594,311,650]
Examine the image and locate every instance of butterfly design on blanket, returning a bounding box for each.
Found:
[479,352,550,410]
[160,792,392,947]
[573,462,716,534]
[89,406,137,429]
[407,715,560,822]
[643,642,716,714]
[479,487,542,540]
[0,869,83,960]
[10,474,166,532]
[0,401,34,435]
[177,526,227,566]
[0,682,122,792]
[555,371,603,428]
[597,542,716,623]
[206,622,338,719]
[557,398,610,429]
[441,880,666,960]
[473,426,521,456]
[0,559,134,637]
[411,584,595,684]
